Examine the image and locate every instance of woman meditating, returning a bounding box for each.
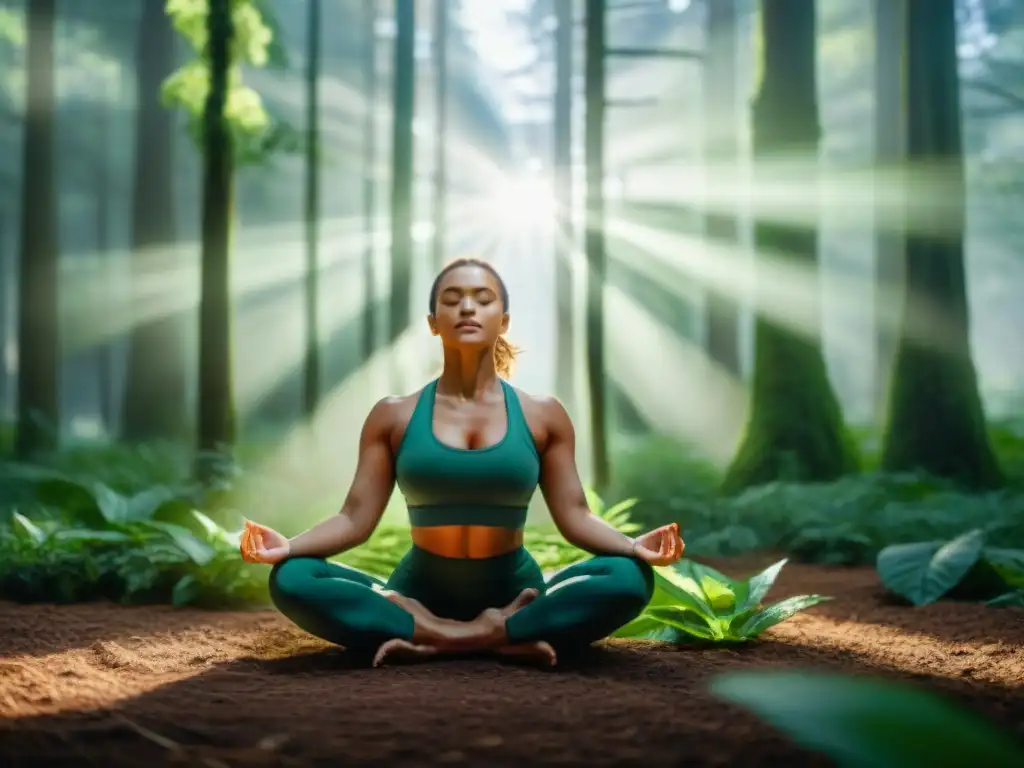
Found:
[240,258,684,667]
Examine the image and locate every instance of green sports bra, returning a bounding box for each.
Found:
[394,378,540,530]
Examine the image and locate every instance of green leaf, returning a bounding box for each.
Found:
[612,613,665,639]
[988,590,1024,607]
[876,529,986,606]
[735,594,832,638]
[124,486,179,522]
[983,548,1024,588]
[700,576,736,612]
[52,529,132,543]
[34,477,107,528]
[145,521,215,565]
[737,558,787,612]
[653,568,715,618]
[93,483,131,524]
[11,512,46,544]
[172,575,200,606]
[709,670,1024,768]
[645,605,721,641]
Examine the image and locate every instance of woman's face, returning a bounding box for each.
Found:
[428,265,508,348]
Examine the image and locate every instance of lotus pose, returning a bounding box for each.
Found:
[240,258,684,667]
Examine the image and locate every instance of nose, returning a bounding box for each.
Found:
[459,297,476,314]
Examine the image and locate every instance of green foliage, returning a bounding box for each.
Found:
[615,558,829,643]
[0,467,264,607]
[710,670,1024,767]
[877,528,1024,607]
[608,430,1024,566]
[162,0,301,165]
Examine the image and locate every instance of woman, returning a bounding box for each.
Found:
[240,258,684,668]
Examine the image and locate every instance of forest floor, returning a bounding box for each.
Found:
[1,554,1022,767]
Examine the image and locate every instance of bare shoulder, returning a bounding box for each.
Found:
[511,387,574,442]
[365,388,426,449]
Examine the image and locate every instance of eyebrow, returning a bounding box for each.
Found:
[440,286,495,296]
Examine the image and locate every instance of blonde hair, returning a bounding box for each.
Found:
[429,257,520,379]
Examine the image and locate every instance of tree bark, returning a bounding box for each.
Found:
[360,0,377,362]
[584,0,609,491]
[16,0,59,459]
[195,0,236,471]
[701,0,742,377]
[879,0,1002,488]
[388,0,415,355]
[722,0,857,493]
[553,0,576,414]
[302,0,322,418]
[431,0,448,273]
[871,0,906,427]
[122,0,186,442]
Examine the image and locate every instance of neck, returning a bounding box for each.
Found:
[438,346,499,399]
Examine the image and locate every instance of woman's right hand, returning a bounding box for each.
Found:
[240,520,291,564]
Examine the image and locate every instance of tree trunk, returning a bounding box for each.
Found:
[302,0,322,418]
[701,0,742,377]
[722,0,856,493]
[195,0,236,471]
[361,0,377,362]
[95,85,114,431]
[553,0,575,414]
[879,0,1002,488]
[871,0,906,427]
[583,0,609,491]
[16,0,59,459]
[388,0,415,354]
[431,0,448,273]
[122,0,186,442]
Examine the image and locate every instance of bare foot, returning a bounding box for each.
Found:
[495,640,557,668]
[372,638,438,667]
[500,587,540,617]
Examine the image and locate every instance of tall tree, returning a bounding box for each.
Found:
[553,0,575,413]
[388,0,415,349]
[16,0,59,459]
[361,0,377,362]
[584,0,610,491]
[122,0,184,442]
[94,74,116,430]
[302,0,322,417]
[880,0,1002,488]
[431,0,449,273]
[196,0,235,466]
[722,0,856,492]
[871,0,905,426]
[701,0,742,377]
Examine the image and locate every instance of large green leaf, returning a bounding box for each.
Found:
[983,547,1024,588]
[876,529,986,606]
[645,605,720,641]
[735,594,831,638]
[11,512,46,544]
[710,670,1024,767]
[144,521,216,565]
[737,558,787,612]
[653,568,715,618]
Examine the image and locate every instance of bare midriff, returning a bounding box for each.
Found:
[411,525,524,559]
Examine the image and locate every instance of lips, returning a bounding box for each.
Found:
[455,320,482,329]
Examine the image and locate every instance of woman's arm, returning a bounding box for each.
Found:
[537,398,637,557]
[286,398,398,559]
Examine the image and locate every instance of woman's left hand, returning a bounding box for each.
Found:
[631,522,684,566]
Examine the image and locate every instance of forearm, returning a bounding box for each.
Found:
[287,513,370,559]
[560,512,635,557]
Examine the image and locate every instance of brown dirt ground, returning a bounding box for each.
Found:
[1,553,1022,767]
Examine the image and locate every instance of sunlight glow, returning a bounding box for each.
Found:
[484,173,558,230]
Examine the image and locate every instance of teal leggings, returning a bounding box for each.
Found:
[269,545,654,655]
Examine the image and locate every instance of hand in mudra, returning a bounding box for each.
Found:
[631,522,684,566]
[240,520,291,564]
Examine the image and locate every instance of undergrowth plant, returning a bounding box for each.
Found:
[876,527,1024,607]
[615,558,829,643]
